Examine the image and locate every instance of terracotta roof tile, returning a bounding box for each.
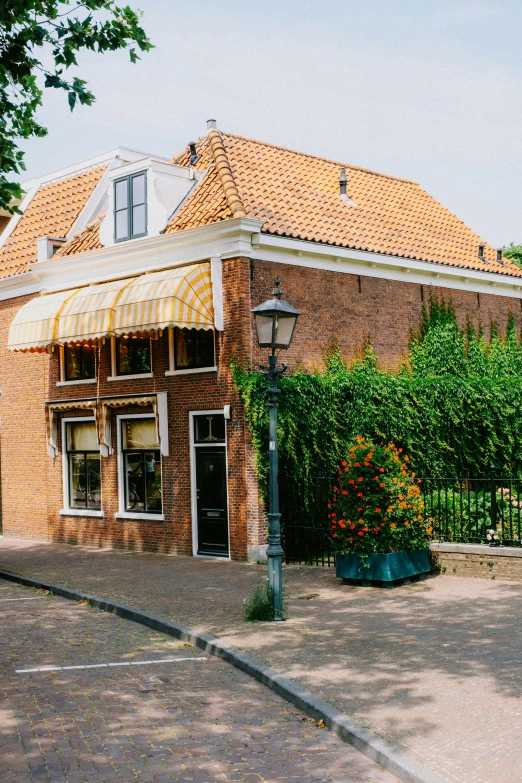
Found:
[168,132,521,278]
[0,165,107,279]
[56,213,105,256]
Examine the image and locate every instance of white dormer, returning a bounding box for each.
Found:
[99,157,200,247]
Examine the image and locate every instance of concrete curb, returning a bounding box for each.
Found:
[0,567,449,783]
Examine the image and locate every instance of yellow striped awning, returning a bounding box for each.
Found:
[8,287,80,352]
[112,263,213,336]
[8,263,214,351]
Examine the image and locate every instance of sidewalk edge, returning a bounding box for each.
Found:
[0,567,449,783]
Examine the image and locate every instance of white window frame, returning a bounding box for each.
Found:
[107,336,154,381]
[166,327,217,376]
[60,416,103,517]
[115,412,165,521]
[57,345,97,387]
[189,409,230,559]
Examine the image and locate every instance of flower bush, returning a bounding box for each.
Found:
[329,436,431,555]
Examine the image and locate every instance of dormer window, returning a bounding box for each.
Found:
[114,171,147,242]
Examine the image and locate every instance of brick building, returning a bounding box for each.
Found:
[0,121,521,560]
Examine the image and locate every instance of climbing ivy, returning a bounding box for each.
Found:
[233,296,522,496]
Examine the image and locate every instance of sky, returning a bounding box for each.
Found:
[18,0,522,247]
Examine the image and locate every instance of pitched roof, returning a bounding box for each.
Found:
[0,165,107,279]
[55,213,106,257]
[168,131,522,278]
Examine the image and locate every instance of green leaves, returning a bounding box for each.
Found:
[234,297,522,490]
[0,0,153,212]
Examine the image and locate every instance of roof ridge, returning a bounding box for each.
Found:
[207,130,247,218]
[54,212,105,257]
[220,131,418,185]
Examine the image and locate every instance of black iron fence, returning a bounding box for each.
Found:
[279,469,522,567]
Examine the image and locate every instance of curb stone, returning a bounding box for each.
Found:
[0,567,449,783]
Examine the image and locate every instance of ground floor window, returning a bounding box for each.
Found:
[121,417,162,513]
[65,420,101,509]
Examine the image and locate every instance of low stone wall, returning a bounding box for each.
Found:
[430,542,522,581]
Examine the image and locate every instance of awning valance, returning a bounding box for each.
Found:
[44,392,168,458]
[8,263,214,351]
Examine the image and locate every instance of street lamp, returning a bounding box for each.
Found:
[252,279,300,620]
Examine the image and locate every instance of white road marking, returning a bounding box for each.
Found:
[16,656,207,673]
[0,597,44,602]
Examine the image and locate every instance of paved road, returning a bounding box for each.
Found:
[0,579,397,783]
[4,537,522,782]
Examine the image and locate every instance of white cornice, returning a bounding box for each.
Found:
[1,216,522,302]
[252,234,522,300]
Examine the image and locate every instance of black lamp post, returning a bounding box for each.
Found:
[252,279,300,620]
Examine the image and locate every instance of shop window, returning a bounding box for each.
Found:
[114,171,147,242]
[174,327,215,371]
[116,337,151,376]
[121,418,162,514]
[65,421,101,510]
[64,345,96,381]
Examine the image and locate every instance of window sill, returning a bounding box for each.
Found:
[165,366,217,377]
[107,373,153,382]
[59,508,104,518]
[115,512,165,521]
[57,378,97,387]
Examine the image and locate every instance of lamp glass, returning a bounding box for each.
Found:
[273,314,297,349]
[254,314,275,347]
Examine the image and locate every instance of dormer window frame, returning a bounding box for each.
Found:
[114,170,147,243]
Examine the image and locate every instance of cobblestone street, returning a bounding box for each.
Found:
[0,578,396,783]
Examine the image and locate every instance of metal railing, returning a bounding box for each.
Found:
[279,469,522,567]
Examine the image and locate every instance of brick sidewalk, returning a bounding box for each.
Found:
[2,536,522,783]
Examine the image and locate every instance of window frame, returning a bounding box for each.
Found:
[108,336,154,381]
[60,416,103,517]
[116,413,164,521]
[58,345,97,386]
[166,327,217,376]
[113,170,147,243]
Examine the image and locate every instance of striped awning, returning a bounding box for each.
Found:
[8,263,214,351]
[8,288,80,352]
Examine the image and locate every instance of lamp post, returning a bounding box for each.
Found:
[252,279,300,620]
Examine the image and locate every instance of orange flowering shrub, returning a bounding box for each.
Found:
[329,436,430,555]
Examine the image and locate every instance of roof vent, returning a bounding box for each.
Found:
[497,248,505,265]
[339,168,348,196]
[207,119,217,130]
[478,243,486,261]
[188,142,200,166]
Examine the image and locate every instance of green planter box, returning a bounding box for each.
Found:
[336,549,430,588]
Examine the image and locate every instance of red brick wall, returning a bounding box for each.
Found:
[0,258,265,559]
[2,256,520,559]
[250,261,522,371]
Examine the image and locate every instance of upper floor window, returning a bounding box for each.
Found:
[174,327,215,371]
[64,344,96,382]
[117,337,151,376]
[114,171,147,242]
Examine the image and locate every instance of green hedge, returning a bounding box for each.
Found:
[233,296,522,495]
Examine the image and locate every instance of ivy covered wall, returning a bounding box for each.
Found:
[233,296,522,491]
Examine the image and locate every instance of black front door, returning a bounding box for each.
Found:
[195,447,229,556]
